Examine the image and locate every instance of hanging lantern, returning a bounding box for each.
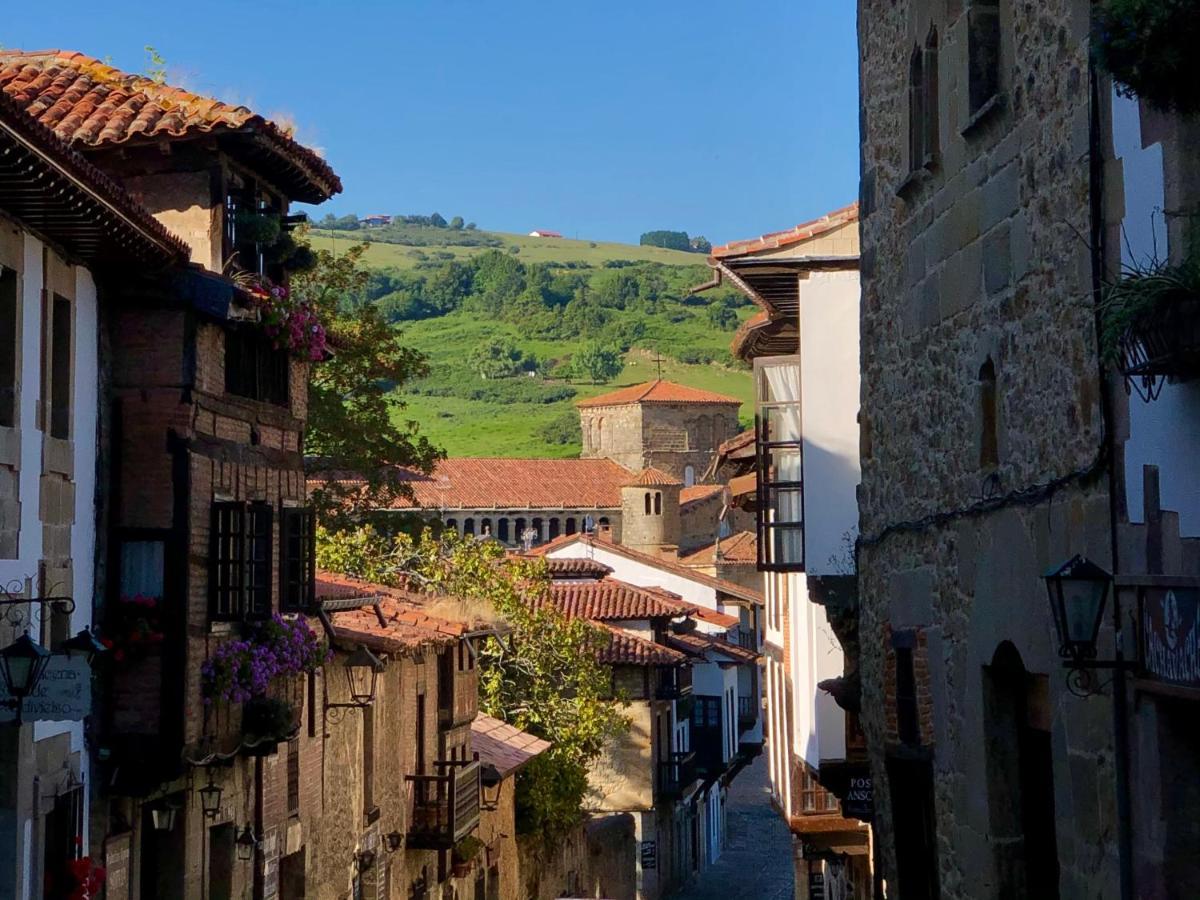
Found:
[61,628,107,664]
[198,775,223,820]
[236,824,258,861]
[343,645,386,707]
[150,802,179,832]
[1043,555,1113,661]
[0,633,52,724]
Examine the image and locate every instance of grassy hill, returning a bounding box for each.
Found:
[310,226,703,270]
[320,222,755,457]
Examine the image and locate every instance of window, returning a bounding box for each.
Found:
[799,766,840,814]
[548,517,560,540]
[979,357,999,469]
[497,518,509,542]
[0,266,16,428]
[210,501,273,620]
[565,517,577,536]
[654,492,662,515]
[463,517,475,536]
[644,492,652,515]
[908,28,940,173]
[49,294,71,439]
[287,737,300,817]
[754,356,804,571]
[225,328,289,406]
[691,696,722,730]
[923,27,940,164]
[895,640,920,746]
[280,508,316,613]
[683,465,695,487]
[968,0,1002,116]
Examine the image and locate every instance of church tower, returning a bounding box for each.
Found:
[619,467,682,554]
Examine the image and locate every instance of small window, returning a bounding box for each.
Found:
[895,643,920,746]
[683,465,695,487]
[923,27,940,165]
[210,501,273,620]
[497,518,509,542]
[287,737,300,817]
[979,357,999,469]
[225,328,290,406]
[754,356,804,571]
[908,45,925,173]
[644,492,652,515]
[463,517,475,536]
[565,517,577,536]
[969,0,1002,115]
[654,492,662,515]
[49,294,71,439]
[280,508,316,613]
[548,517,560,540]
[0,267,16,428]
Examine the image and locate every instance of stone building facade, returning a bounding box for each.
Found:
[856,2,1125,898]
[578,380,742,484]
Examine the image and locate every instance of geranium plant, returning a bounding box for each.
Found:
[104,594,165,663]
[201,614,328,705]
[236,273,329,361]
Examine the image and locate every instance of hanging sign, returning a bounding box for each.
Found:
[640,840,657,870]
[0,653,90,723]
[104,831,132,900]
[1142,587,1200,688]
[842,773,874,822]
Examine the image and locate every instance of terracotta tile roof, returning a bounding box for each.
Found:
[680,483,724,509]
[544,557,613,579]
[0,49,341,202]
[597,624,688,667]
[627,467,682,487]
[530,534,764,605]
[665,630,760,664]
[680,531,758,565]
[544,579,691,622]
[333,458,632,511]
[710,203,860,259]
[718,429,756,458]
[576,380,742,409]
[684,606,742,629]
[316,572,489,656]
[0,90,189,266]
[471,714,551,778]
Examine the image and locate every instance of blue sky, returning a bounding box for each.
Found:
[7,1,859,245]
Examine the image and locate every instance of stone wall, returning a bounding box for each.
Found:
[516,814,637,900]
[857,0,1121,896]
[580,403,644,471]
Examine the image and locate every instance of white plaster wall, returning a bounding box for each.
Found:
[798,269,861,575]
[788,572,846,769]
[1112,89,1200,538]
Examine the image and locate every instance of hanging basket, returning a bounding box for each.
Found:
[1116,294,1200,400]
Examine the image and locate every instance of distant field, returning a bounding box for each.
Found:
[309,228,704,270]
[395,347,754,458]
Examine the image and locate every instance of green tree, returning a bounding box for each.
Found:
[430,212,447,228]
[572,342,623,383]
[689,235,712,254]
[469,337,527,379]
[449,216,465,230]
[292,239,442,529]
[465,222,478,231]
[706,300,738,330]
[315,529,628,841]
[639,230,691,251]
[423,261,474,314]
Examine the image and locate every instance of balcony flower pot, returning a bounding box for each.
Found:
[240,696,295,754]
[451,835,483,877]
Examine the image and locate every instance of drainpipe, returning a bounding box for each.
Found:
[1088,58,1134,900]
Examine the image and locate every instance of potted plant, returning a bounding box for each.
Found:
[1100,241,1200,400]
[1095,0,1200,114]
[451,835,483,877]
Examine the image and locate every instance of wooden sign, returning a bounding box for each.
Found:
[0,654,90,723]
[809,870,825,900]
[1142,587,1200,688]
[104,832,132,900]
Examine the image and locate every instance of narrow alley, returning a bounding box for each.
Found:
[669,752,795,900]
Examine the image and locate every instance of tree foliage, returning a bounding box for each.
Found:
[639,230,692,252]
[314,528,629,841]
[571,341,623,383]
[291,238,443,529]
[469,337,534,379]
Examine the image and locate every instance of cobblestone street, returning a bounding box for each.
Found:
[669,750,795,900]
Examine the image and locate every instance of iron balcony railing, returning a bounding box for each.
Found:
[736,628,756,650]
[657,750,697,800]
[405,758,481,849]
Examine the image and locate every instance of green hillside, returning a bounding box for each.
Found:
[310,227,703,270]
[321,222,755,458]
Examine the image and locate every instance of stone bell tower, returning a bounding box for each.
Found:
[619,467,682,555]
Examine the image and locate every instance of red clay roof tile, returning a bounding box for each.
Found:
[0,49,341,202]
[543,579,691,622]
[597,624,688,667]
[680,483,724,508]
[680,531,758,565]
[710,203,859,259]
[576,379,742,409]
[627,467,682,487]
[471,714,551,777]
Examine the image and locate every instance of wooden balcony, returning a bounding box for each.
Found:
[406,759,481,849]
[737,695,757,733]
[657,750,697,801]
[655,665,693,701]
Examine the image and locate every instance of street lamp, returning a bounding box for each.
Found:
[149,802,179,832]
[198,775,223,820]
[0,632,52,724]
[236,825,258,861]
[61,628,107,664]
[327,645,386,713]
[1042,555,1113,661]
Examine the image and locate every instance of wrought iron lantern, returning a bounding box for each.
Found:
[236,824,258,861]
[150,802,179,832]
[198,775,223,820]
[385,831,403,853]
[61,628,107,663]
[344,645,386,707]
[1043,555,1112,661]
[0,632,52,724]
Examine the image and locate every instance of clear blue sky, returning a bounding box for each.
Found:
[8,1,859,245]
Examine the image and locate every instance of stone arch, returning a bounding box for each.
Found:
[445,518,458,535]
[565,517,577,535]
[644,492,652,515]
[548,518,561,540]
[481,517,492,538]
[463,517,475,536]
[498,518,510,543]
